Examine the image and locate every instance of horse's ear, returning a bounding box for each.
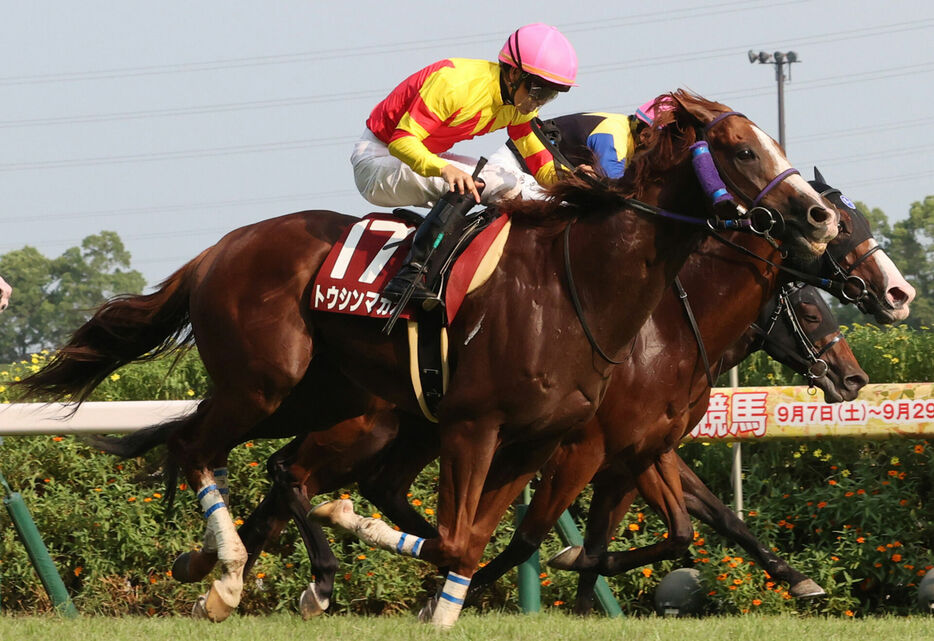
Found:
[813,166,827,183]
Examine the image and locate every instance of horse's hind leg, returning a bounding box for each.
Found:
[677,457,824,597]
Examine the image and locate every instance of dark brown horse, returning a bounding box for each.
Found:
[19,91,837,626]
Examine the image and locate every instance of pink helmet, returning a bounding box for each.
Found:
[498,23,578,88]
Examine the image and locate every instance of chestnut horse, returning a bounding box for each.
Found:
[235,176,887,615]
[242,279,865,618]
[19,91,837,627]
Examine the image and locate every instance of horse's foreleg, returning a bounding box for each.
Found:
[572,483,638,616]
[357,420,440,539]
[678,457,824,597]
[466,437,604,605]
[549,451,693,577]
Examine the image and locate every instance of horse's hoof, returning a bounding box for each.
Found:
[172,551,215,584]
[191,580,238,622]
[309,499,359,530]
[299,582,330,619]
[789,578,826,598]
[192,593,209,619]
[547,545,584,570]
[417,595,437,623]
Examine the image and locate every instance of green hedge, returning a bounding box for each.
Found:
[0,326,932,617]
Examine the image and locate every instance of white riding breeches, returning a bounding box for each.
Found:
[350,129,530,210]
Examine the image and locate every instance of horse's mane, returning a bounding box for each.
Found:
[504,90,732,225]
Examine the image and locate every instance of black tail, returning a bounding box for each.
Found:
[16,249,208,405]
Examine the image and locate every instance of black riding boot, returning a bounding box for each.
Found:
[382,190,476,309]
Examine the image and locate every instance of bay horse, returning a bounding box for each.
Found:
[18,91,837,627]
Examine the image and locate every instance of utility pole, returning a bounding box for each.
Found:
[748,50,799,149]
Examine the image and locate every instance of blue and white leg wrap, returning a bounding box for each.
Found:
[432,572,470,627]
[213,467,230,505]
[198,483,228,520]
[395,532,425,558]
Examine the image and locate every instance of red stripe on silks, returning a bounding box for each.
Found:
[524,148,554,178]
[367,60,454,144]
[508,121,533,139]
[444,213,511,323]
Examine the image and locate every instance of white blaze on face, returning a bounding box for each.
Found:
[750,126,823,203]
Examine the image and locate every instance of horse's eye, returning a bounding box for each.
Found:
[736,148,756,161]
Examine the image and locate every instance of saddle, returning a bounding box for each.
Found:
[311,208,512,421]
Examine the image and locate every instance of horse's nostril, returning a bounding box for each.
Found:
[845,373,869,392]
[808,206,830,225]
[888,287,910,307]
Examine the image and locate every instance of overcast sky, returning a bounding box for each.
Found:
[2,1,931,288]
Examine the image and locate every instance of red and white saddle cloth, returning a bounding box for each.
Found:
[311,212,511,325]
[311,211,511,423]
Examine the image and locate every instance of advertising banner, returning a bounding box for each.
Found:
[689,382,934,441]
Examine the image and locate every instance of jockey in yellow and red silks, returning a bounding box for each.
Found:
[350,23,578,306]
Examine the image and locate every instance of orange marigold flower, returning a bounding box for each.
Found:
[541,579,552,586]
[817,501,827,509]
[628,523,640,531]
[256,573,266,579]
[747,510,758,517]
[539,573,548,579]
[845,610,855,617]
[914,444,925,454]
[828,479,837,485]
[845,491,855,497]
[892,554,903,562]
[425,508,434,515]
[856,537,865,543]
[344,573,352,581]
[642,568,653,578]
[74,567,83,576]
[553,600,565,606]
[341,493,350,499]
[729,585,738,591]
[357,554,366,560]
[887,470,898,477]
[412,499,422,506]
[717,574,728,581]
[52,436,64,442]
[752,599,762,606]
[128,497,136,502]
[249,461,259,467]
[876,546,887,552]
[733,579,743,585]
[857,489,866,495]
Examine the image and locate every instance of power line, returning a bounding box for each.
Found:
[0,0,803,86]
[3,19,930,130]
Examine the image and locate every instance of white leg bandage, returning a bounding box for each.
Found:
[353,517,424,558]
[213,467,229,506]
[431,571,470,628]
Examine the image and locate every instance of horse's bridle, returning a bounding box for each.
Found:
[818,186,880,310]
[701,111,800,238]
[750,282,843,386]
